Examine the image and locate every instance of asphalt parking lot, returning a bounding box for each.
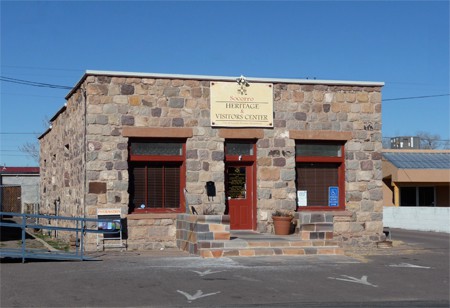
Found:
[1,228,449,307]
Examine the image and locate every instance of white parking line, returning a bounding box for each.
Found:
[177,290,221,303]
[328,275,378,287]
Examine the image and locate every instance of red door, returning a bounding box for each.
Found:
[226,163,255,230]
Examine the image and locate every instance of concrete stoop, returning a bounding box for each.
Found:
[198,232,343,258]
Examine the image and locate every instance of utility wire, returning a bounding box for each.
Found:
[0,132,39,135]
[1,75,448,101]
[1,92,65,98]
[1,64,83,72]
[383,94,450,101]
[0,76,72,90]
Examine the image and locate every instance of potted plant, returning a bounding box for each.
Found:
[272,210,294,235]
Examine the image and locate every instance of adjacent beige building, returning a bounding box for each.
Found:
[382,150,450,207]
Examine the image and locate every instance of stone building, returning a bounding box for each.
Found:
[39,70,384,251]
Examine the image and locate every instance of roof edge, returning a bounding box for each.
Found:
[66,70,385,99]
[38,127,52,140]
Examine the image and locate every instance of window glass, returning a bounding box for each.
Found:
[130,162,181,210]
[295,144,341,157]
[227,166,247,199]
[296,163,338,206]
[131,142,182,156]
[164,165,181,208]
[400,187,417,206]
[129,139,185,213]
[419,187,434,206]
[295,141,345,209]
[225,142,254,156]
[130,165,146,208]
[400,186,435,206]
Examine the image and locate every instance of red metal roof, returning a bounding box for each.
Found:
[0,167,40,174]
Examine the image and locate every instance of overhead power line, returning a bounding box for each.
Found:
[0,76,72,90]
[383,94,450,101]
[1,65,83,72]
[1,75,448,101]
[1,92,62,98]
[0,132,39,135]
[0,154,34,157]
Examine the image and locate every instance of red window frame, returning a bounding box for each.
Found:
[128,139,186,214]
[295,141,346,211]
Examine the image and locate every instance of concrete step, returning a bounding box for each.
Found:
[197,236,343,258]
[199,245,344,258]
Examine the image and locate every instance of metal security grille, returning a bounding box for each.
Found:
[297,163,338,206]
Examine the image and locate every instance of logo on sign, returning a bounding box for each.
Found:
[329,186,339,207]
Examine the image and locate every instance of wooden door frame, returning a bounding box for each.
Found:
[225,141,257,230]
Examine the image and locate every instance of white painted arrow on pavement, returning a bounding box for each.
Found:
[328,275,378,287]
[388,263,431,269]
[191,269,224,277]
[177,290,221,303]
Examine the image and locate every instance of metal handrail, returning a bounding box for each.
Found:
[0,211,121,263]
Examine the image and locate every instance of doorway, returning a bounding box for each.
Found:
[224,140,256,230]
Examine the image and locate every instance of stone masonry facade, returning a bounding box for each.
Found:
[39,89,86,231]
[39,71,384,250]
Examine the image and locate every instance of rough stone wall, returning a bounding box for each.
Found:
[82,77,226,221]
[83,75,131,219]
[39,89,86,236]
[81,76,223,249]
[42,74,383,249]
[267,83,384,246]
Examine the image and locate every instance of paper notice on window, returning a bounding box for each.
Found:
[297,190,307,207]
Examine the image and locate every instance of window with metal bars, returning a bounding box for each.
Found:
[129,140,185,213]
[297,163,339,206]
[295,141,345,210]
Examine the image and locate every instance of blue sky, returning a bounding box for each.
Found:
[1,1,449,167]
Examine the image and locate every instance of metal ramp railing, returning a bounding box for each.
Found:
[0,211,123,263]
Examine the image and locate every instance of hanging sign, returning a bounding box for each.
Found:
[210,81,273,127]
[328,186,339,207]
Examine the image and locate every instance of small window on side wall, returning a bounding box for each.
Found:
[295,141,345,210]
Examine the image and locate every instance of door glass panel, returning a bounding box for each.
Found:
[226,143,254,156]
[227,167,247,199]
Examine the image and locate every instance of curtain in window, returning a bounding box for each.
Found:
[131,164,146,208]
[130,163,180,209]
